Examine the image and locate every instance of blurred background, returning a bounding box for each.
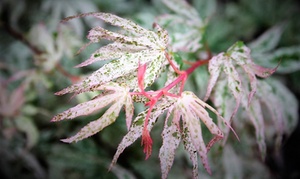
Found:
[0,0,299,178]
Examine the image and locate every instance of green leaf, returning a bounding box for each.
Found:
[249,25,284,53]
[253,46,300,74]
[172,52,184,68]
[15,116,39,149]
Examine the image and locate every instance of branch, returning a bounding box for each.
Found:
[2,21,44,55]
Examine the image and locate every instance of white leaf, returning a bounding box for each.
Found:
[56,50,163,95]
[159,107,181,179]
[181,121,199,178]
[211,79,235,144]
[257,78,298,137]
[223,58,243,119]
[162,0,201,21]
[245,97,266,158]
[52,83,133,143]
[76,42,147,68]
[181,104,211,174]
[61,98,124,143]
[204,53,224,101]
[125,95,134,130]
[52,93,117,122]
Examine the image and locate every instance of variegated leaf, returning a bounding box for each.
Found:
[110,98,175,169]
[223,58,243,118]
[62,12,150,36]
[159,107,181,179]
[58,12,170,95]
[157,0,205,52]
[257,78,298,142]
[52,83,134,143]
[56,50,164,95]
[205,41,276,121]
[222,146,243,179]
[171,91,237,175]
[204,53,224,101]
[244,97,266,158]
[61,98,125,143]
[249,25,284,54]
[75,42,147,68]
[183,92,228,149]
[253,46,300,74]
[181,103,211,174]
[181,122,199,179]
[211,79,236,144]
[125,95,134,130]
[162,0,200,20]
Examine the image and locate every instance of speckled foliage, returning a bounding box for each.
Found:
[52,0,298,179]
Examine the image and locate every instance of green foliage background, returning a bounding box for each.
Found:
[0,0,299,178]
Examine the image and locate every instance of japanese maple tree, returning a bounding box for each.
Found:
[51,0,297,178]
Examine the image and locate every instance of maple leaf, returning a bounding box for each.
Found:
[158,91,237,178]
[56,12,169,95]
[157,0,206,52]
[0,83,25,118]
[205,42,279,157]
[110,97,175,169]
[253,78,298,152]
[204,41,277,121]
[51,82,134,142]
[27,23,81,72]
[249,25,300,73]
[159,106,181,179]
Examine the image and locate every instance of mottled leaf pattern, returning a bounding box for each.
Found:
[257,78,298,146]
[181,124,199,179]
[159,107,181,179]
[205,42,279,157]
[157,0,205,52]
[252,46,300,74]
[57,12,169,95]
[249,25,284,54]
[110,98,175,169]
[249,25,300,74]
[50,4,298,179]
[211,79,236,144]
[244,97,266,158]
[158,91,234,177]
[52,82,134,143]
[205,42,276,120]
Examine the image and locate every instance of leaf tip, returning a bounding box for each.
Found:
[60,138,73,143]
[142,130,153,160]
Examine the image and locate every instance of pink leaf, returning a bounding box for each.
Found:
[251,63,278,78]
[110,99,174,170]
